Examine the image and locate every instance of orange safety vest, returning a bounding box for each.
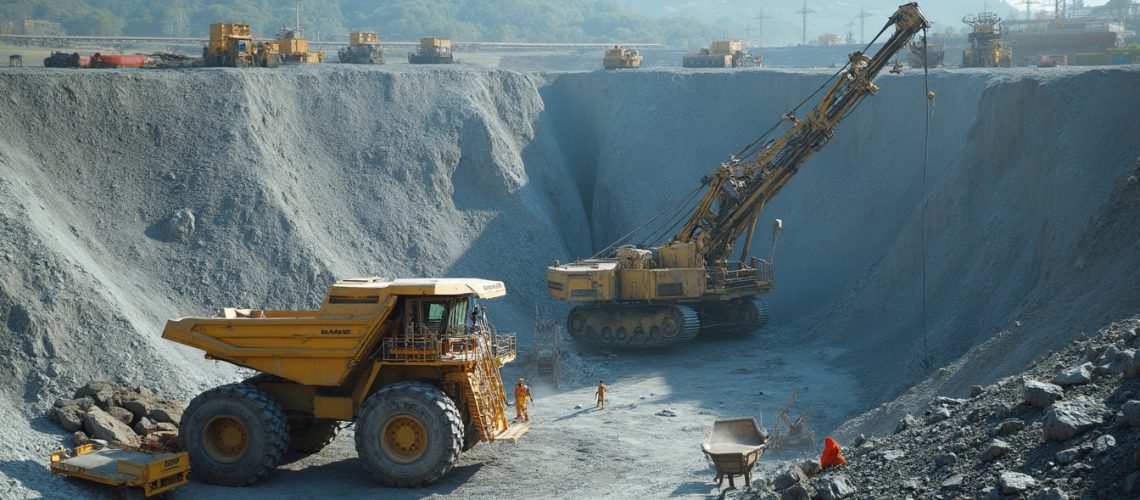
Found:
[820,437,847,469]
[515,385,530,403]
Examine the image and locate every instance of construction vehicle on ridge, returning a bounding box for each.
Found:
[961,12,1013,68]
[409,38,455,64]
[603,46,643,69]
[547,3,932,348]
[683,40,762,68]
[274,26,323,64]
[163,277,525,487]
[908,35,944,68]
[339,32,384,64]
[203,23,280,68]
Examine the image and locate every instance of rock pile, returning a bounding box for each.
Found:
[47,380,183,451]
[728,317,1140,499]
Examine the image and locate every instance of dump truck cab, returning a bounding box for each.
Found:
[162,277,523,488]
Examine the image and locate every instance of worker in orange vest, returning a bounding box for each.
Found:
[819,437,847,469]
[514,378,533,422]
[595,380,607,409]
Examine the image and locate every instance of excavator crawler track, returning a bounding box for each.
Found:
[697,299,769,334]
[568,304,699,348]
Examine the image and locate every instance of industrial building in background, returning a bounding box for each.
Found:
[602,45,643,69]
[409,38,455,64]
[961,12,1013,68]
[548,4,932,348]
[339,32,384,64]
[682,40,762,68]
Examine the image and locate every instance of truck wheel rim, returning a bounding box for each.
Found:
[381,415,427,464]
[203,416,249,464]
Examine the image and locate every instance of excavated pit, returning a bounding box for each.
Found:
[1,64,1139,496]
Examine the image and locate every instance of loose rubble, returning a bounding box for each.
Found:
[728,318,1140,499]
[47,380,182,451]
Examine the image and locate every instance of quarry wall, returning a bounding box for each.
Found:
[1,65,1138,441]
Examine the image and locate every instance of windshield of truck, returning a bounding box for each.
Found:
[406,298,470,336]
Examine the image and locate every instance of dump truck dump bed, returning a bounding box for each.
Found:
[162,278,508,386]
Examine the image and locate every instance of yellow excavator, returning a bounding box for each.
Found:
[547,3,931,347]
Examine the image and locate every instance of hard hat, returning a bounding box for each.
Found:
[518,378,524,383]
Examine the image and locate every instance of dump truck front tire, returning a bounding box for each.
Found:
[355,382,462,487]
[179,383,288,486]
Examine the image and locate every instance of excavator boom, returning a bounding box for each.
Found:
[676,3,930,263]
[547,3,930,348]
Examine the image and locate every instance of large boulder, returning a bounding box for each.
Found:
[895,414,919,434]
[83,407,140,447]
[1052,363,1093,386]
[1125,350,1140,379]
[74,380,115,410]
[998,471,1037,495]
[772,466,808,491]
[108,406,135,426]
[150,404,183,425]
[121,398,156,420]
[51,406,85,433]
[1122,400,1140,427]
[816,474,856,500]
[1022,379,1064,409]
[1043,396,1105,442]
[981,439,1010,462]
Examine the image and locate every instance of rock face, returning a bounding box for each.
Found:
[1043,397,1105,442]
[778,319,1140,500]
[1023,379,1065,409]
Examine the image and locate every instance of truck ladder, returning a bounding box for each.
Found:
[459,335,526,443]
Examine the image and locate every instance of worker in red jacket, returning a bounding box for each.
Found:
[820,437,847,469]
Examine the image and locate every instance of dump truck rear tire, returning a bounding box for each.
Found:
[179,383,288,486]
[355,382,462,487]
[288,419,341,454]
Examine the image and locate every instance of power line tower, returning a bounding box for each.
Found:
[1018,0,1036,20]
[856,8,872,45]
[756,7,771,48]
[1054,0,1067,20]
[845,22,855,45]
[796,0,816,46]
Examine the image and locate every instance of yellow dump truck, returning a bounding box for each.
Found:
[339,31,384,64]
[203,22,280,67]
[275,27,323,63]
[409,37,455,64]
[682,40,762,68]
[162,277,524,487]
[603,46,643,69]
